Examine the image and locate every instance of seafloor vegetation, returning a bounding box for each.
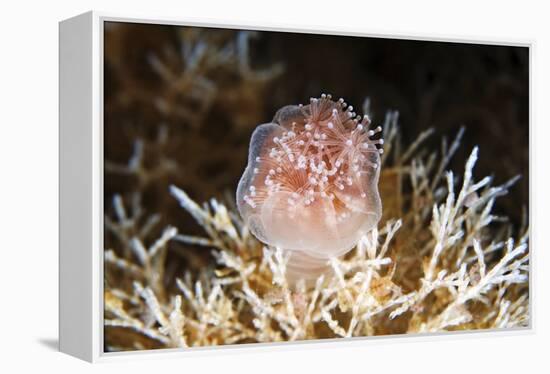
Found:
[103,24,529,351]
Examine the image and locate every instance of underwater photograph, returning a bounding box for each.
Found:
[102,21,529,352]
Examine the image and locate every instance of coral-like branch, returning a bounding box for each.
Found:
[104,108,529,351]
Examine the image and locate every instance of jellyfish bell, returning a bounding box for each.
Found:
[237,95,383,283]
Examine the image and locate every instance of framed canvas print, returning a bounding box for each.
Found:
[59,11,531,362]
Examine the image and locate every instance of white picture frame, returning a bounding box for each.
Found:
[59,11,533,363]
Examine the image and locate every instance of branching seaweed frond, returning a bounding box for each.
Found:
[104,111,529,351]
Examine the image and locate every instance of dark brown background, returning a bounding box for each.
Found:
[104,22,529,237]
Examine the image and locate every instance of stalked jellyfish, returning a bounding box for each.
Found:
[237,94,383,282]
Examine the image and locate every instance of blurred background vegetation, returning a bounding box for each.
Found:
[104,21,528,264]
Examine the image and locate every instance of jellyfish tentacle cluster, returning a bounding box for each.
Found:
[237,94,383,281]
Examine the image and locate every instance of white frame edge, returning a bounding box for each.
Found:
[59,10,101,362]
[58,10,533,363]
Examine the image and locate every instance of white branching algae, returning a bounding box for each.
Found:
[104,101,529,351]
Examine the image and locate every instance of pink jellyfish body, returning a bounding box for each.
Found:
[237,95,383,281]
